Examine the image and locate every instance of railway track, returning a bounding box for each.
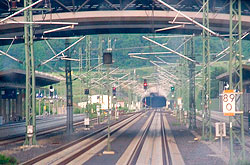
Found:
[119,109,174,165]
[0,111,141,146]
[0,117,95,146]
[21,111,145,165]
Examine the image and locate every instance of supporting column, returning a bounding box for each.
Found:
[182,41,189,123]
[6,99,10,123]
[188,37,196,129]
[228,0,245,164]
[16,90,22,120]
[13,98,16,121]
[128,73,132,110]
[65,39,73,134]
[22,89,25,120]
[78,45,83,111]
[98,36,103,99]
[2,99,6,123]
[0,92,2,121]
[176,60,181,121]
[202,0,212,140]
[85,35,91,117]
[13,98,16,120]
[23,0,37,145]
[133,69,138,111]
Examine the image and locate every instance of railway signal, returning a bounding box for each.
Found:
[49,85,54,98]
[171,86,175,92]
[112,87,116,96]
[144,79,147,90]
[103,52,112,64]
[85,89,89,95]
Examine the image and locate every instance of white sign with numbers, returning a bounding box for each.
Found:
[223,90,235,116]
[215,122,226,137]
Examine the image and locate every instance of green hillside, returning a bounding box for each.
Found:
[1,34,250,72]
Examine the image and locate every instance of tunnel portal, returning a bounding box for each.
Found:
[142,93,166,108]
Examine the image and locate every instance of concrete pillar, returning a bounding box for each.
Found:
[56,100,58,114]
[10,99,13,121]
[22,89,25,120]
[12,98,16,121]
[0,94,2,118]
[2,99,6,123]
[38,99,41,116]
[6,99,9,122]
[16,91,22,120]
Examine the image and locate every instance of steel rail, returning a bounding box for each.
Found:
[126,110,156,165]
[161,111,172,165]
[21,111,144,165]
[0,115,90,146]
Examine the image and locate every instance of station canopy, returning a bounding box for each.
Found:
[216,64,250,86]
[0,69,63,89]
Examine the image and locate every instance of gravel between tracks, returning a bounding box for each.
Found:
[0,115,129,164]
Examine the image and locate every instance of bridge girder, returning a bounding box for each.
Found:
[1,10,250,46]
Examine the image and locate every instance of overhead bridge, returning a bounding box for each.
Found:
[0,0,250,44]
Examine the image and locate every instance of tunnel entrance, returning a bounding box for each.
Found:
[142,93,166,108]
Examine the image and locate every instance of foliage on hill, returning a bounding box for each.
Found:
[1,34,250,72]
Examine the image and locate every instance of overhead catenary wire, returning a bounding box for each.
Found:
[0,0,44,23]
[150,60,179,80]
[0,49,23,64]
[37,36,85,68]
[156,0,220,38]
[143,36,199,64]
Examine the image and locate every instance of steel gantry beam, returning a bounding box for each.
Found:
[228,0,245,164]
[65,39,73,134]
[24,0,37,146]
[201,0,212,140]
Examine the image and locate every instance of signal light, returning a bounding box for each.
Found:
[112,87,116,96]
[103,52,112,64]
[49,85,54,98]
[144,79,147,90]
[85,89,89,95]
[171,86,175,92]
